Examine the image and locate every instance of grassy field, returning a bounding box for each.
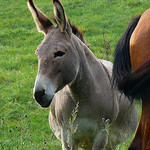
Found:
[0,0,149,149]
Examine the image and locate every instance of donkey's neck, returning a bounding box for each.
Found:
[69,37,110,103]
[69,59,96,102]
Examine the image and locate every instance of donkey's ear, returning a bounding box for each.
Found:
[28,0,53,35]
[52,0,72,35]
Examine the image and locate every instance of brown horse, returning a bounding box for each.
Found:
[28,0,138,149]
[112,9,150,150]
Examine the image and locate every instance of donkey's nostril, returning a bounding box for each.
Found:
[34,90,45,101]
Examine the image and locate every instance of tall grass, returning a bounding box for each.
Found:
[0,0,148,149]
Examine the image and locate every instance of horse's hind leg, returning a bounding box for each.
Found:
[128,121,142,150]
[129,100,150,150]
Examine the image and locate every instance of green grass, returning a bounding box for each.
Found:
[0,0,148,149]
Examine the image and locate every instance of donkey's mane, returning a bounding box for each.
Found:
[69,22,87,45]
[52,17,88,46]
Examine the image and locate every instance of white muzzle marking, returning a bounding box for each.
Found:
[33,74,56,107]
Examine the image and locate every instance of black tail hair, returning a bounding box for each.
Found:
[112,15,141,88]
[118,59,150,100]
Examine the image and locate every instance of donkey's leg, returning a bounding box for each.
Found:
[61,139,70,150]
[62,144,78,150]
[113,145,119,150]
[92,131,108,150]
[61,129,70,150]
[61,129,78,150]
[70,144,78,150]
[105,138,119,150]
[105,145,119,150]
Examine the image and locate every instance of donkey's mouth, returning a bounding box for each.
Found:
[40,101,51,108]
[33,91,54,108]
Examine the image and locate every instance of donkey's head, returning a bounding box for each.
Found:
[28,0,81,107]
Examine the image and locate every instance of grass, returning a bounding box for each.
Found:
[0,0,149,149]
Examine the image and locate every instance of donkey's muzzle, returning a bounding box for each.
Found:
[33,74,56,108]
[34,90,53,108]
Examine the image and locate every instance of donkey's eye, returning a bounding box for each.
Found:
[54,51,66,58]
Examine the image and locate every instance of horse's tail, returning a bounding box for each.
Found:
[118,59,150,100]
[112,15,141,88]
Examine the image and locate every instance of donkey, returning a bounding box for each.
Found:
[28,0,138,149]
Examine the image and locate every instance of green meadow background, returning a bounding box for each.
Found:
[0,0,149,149]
